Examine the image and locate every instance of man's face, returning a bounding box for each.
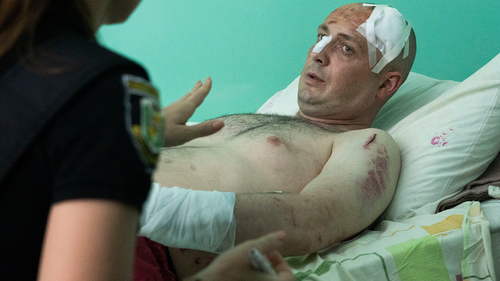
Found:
[298,5,380,123]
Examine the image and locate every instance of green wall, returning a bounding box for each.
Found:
[98,0,500,121]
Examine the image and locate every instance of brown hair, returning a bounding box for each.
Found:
[0,0,94,60]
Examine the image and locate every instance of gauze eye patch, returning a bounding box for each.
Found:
[357,4,412,73]
[312,35,333,54]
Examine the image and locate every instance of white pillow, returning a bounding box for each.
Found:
[257,76,300,115]
[372,73,459,129]
[258,53,500,222]
[381,54,500,221]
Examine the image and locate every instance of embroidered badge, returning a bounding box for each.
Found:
[122,74,164,171]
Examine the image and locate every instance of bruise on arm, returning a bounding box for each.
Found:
[361,133,391,199]
[363,133,377,149]
[230,129,400,258]
[288,129,400,253]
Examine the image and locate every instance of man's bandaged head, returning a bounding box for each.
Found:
[312,4,412,74]
[357,4,412,73]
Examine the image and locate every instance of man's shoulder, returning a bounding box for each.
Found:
[341,127,389,136]
[330,128,401,170]
[336,128,397,148]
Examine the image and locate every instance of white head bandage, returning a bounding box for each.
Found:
[356,4,412,73]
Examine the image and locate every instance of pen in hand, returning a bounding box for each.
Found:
[249,247,277,275]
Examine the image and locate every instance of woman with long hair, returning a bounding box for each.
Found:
[0,0,293,280]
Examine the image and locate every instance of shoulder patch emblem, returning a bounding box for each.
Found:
[122,74,164,171]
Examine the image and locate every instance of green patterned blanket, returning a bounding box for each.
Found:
[287,202,495,281]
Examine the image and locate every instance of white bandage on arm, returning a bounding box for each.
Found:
[139,183,236,254]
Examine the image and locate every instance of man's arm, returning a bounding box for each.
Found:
[234,128,400,256]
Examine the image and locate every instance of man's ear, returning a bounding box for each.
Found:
[376,72,402,100]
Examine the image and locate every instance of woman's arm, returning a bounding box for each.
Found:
[185,231,295,281]
[162,77,224,147]
[38,199,139,281]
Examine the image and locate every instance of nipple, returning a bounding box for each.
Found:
[267,136,282,147]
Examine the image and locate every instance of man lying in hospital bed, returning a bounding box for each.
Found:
[139,3,499,280]
[260,60,500,280]
[139,2,411,277]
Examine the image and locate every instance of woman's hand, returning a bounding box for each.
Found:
[162,77,224,147]
[186,231,296,281]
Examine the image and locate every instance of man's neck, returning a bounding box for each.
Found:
[295,111,372,132]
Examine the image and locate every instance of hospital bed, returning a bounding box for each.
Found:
[257,52,500,280]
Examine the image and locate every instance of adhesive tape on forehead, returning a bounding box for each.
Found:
[312,34,332,54]
[356,4,412,73]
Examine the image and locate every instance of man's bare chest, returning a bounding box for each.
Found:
[207,113,338,141]
[155,114,338,193]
